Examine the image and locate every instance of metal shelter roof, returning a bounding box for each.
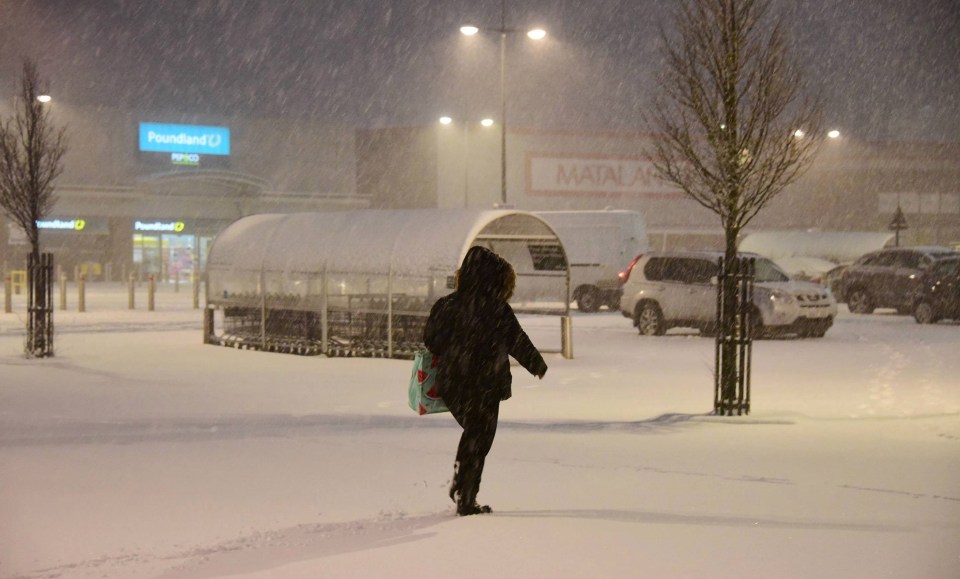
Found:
[206,209,564,278]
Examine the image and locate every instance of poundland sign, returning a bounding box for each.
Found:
[139,122,230,155]
[135,220,186,233]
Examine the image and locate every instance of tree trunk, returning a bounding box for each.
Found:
[26,226,50,357]
[719,225,740,404]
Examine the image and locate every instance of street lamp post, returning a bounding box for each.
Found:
[439,116,495,208]
[461,2,545,207]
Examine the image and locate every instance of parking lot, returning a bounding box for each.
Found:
[1,283,958,578]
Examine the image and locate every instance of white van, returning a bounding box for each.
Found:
[535,210,649,312]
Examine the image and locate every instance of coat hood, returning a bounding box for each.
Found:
[457,246,508,296]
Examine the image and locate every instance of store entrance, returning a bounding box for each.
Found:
[133,233,195,283]
[132,232,217,282]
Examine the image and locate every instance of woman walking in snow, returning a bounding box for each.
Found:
[424,246,548,516]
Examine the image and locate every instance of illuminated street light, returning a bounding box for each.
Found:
[460,2,546,207]
[827,129,841,139]
[793,129,806,139]
[36,94,51,103]
[527,28,546,40]
[439,116,453,125]
[480,118,494,127]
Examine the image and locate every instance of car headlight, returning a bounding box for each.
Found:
[769,289,796,304]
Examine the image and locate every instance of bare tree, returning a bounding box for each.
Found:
[647,0,823,411]
[0,58,67,357]
[0,59,67,264]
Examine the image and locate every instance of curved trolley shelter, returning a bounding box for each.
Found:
[204,209,570,358]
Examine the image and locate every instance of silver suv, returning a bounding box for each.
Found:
[619,251,837,338]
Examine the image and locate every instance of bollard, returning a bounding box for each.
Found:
[4,275,11,313]
[192,272,200,309]
[561,315,574,359]
[202,306,214,344]
[147,274,155,311]
[128,273,135,309]
[59,273,67,310]
[78,274,86,313]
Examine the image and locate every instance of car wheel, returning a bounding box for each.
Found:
[635,302,666,336]
[914,302,938,324]
[576,287,602,313]
[847,289,873,314]
[801,324,828,338]
[605,292,622,311]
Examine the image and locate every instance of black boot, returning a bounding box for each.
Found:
[455,482,491,516]
[457,502,492,516]
[448,461,460,504]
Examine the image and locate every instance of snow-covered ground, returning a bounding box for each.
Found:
[1,283,958,578]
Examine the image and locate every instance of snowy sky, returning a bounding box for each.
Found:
[1,0,958,141]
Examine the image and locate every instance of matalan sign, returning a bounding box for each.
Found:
[527,155,681,197]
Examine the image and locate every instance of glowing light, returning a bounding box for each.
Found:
[828,129,841,139]
[439,116,453,125]
[460,25,479,36]
[36,94,51,103]
[527,28,547,40]
[481,118,494,127]
[794,129,806,138]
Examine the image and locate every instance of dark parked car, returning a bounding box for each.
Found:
[910,256,960,324]
[833,246,960,314]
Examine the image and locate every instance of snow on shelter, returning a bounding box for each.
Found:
[203,209,572,358]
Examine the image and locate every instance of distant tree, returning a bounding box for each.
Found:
[0,59,67,265]
[647,0,823,410]
[0,58,67,357]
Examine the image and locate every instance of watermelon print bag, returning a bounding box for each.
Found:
[408,349,448,415]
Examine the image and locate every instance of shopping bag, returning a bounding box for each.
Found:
[408,349,448,415]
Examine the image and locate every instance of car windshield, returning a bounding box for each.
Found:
[753,258,790,283]
[933,259,960,277]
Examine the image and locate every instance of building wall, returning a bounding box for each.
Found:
[762,140,960,247]
[1,106,365,280]
[5,110,959,280]
[356,125,960,253]
[355,127,438,209]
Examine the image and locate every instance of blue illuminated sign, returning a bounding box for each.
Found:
[139,122,230,155]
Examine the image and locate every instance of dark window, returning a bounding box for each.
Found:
[896,252,924,269]
[870,252,900,267]
[682,259,717,284]
[660,258,687,282]
[933,259,960,278]
[753,258,790,282]
[857,253,882,266]
[643,257,669,281]
[528,243,567,271]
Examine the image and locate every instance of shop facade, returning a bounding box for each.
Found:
[3,107,959,280]
[358,125,960,253]
[1,106,367,280]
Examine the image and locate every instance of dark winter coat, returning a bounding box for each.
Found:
[423,246,547,402]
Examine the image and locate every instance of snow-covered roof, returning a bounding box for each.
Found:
[206,209,563,278]
[738,231,895,264]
